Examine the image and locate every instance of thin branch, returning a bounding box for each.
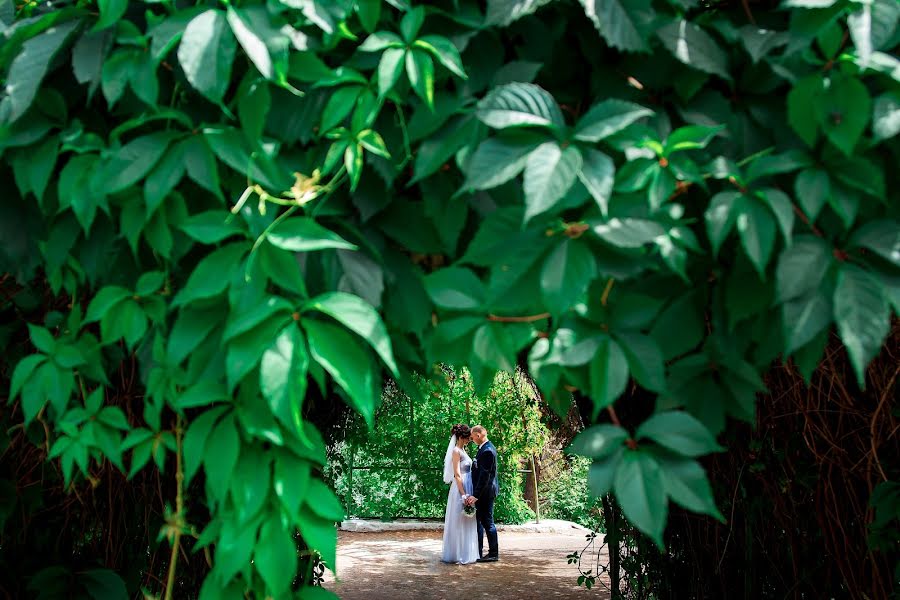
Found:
[600,279,615,307]
[487,312,550,323]
[163,416,184,600]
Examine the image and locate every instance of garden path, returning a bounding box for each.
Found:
[323,527,610,600]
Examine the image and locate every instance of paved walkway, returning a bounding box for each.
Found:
[323,522,610,600]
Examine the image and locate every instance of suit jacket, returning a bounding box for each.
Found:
[472,441,499,501]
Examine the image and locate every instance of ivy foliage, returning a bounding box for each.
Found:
[0,0,897,596]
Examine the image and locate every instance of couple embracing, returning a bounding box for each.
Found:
[441,424,500,565]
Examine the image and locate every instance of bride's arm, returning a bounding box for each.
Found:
[452,449,466,496]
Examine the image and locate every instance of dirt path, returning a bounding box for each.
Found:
[323,529,610,599]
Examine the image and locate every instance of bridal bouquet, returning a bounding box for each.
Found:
[463,504,476,518]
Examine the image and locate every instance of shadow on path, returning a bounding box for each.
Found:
[323,529,610,600]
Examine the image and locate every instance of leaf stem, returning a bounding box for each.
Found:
[487,313,550,323]
[606,405,622,427]
[163,415,184,600]
[600,278,615,306]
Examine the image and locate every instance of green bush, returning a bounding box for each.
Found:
[330,368,545,524]
[540,455,603,531]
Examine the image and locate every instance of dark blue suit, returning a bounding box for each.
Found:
[472,440,500,558]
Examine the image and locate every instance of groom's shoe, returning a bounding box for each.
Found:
[477,555,499,563]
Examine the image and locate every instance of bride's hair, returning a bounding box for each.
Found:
[450,424,471,439]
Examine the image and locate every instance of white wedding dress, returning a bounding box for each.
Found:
[441,447,479,564]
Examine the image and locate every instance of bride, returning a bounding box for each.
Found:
[441,424,479,564]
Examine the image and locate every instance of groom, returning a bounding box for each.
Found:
[466,425,499,562]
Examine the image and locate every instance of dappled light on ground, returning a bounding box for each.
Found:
[324,529,610,599]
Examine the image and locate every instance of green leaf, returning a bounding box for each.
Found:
[226,314,291,391]
[848,0,899,66]
[267,218,357,252]
[567,424,629,459]
[255,518,297,595]
[344,143,364,191]
[794,168,830,222]
[377,47,405,97]
[587,450,622,497]
[578,0,650,52]
[204,415,240,502]
[58,154,102,232]
[100,132,176,194]
[178,10,236,103]
[101,299,147,349]
[173,381,229,410]
[816,74,871,156]
[223,296,294,341]
[476,83,565,130]
[10,354,45,400]
[226,6,277,80]
[275,451,311,519]
[168,305,224,365]
[735,196,777,276]
[592,218,666,248]
[415,35,467,79]
[95,0,127,31]
[81,569,128,600]
[304,292,398,376]
[665,124,724,153]
[574,99,653,142]
[614,449,667,549]
[523,142,582,221]
[304,319,378,427]
[400,6,425,42]
[636,411,723,457]
[834,264,890,387]
[540,238,597,315]
[849,220,900,267]
[85,286,131,323]
[261,324,309,434]
[588,336,629,415]
[787,74,823,147]
[181,211,243,244]
[783,289,832,353]
[144,143,186,215]
[173,243,247,306]
[463,132,543,191]
[776,235,832,302]
[578,149,616,216]
[485,0,555,26]
[135,271,164,297]
[296,509,337,569]
[412,115,479,183]
[472,322,516,372]
[615,332,665,392]
[405,49,435,110]
[307,478,345,522]
[704,191,740,256]
[320,85,360,133]
[14,136,58,205]
[872,92,900,142]
[259,242,307,297]
[0,20,79,124]
[424,267,486,311]
[183,407,226,485]
[357,0,381,32]
[181,136,221,197]
[359,31,403,52]
[657,19,731,81]
[657,454,724,521]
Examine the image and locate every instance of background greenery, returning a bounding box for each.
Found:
[0,0,897,598]
[328,367,544,524]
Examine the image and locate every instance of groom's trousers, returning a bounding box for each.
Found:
[476,496,499,557]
